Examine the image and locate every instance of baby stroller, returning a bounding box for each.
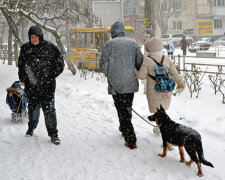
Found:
[6,81,28,123]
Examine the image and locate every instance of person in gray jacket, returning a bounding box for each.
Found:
[100,21,143,149]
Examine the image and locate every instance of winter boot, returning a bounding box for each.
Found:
[51,134,60,145]
[11,112,17,123]
[26,127,34,137]
[125,142,137,149]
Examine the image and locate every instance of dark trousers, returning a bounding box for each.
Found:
[7,96,27,114]
[28,95,58,136]
[168,52,174,59]
[168,52,173,56]
[182,49,187,56]
[112,93,136,144]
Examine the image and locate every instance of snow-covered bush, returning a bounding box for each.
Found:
[182,67,205,98]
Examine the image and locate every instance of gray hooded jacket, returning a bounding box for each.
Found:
[100,21,143,95]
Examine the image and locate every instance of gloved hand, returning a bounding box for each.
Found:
[178,88,185,94]
[153,126,161,136]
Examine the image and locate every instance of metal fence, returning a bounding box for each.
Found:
[2,49,225,75]
[0,49,15,62]
[71,52,225,75]
[171,54,225,75]
[70,51,100,71]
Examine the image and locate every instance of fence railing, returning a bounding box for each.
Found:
[0,50,15,63]
[171,54,225,75]
[71,52,225,75]
[207,45,225,56]
[2,50,225,75]
[70,52,100,71]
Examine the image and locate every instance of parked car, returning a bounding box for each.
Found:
[188,37,212,52]
[212,36,225,46]
[162,33,193,48]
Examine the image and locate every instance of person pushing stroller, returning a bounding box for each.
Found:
[6,81,28,122]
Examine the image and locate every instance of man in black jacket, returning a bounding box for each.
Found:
[18,25,64,145]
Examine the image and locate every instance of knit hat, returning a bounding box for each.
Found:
[145,37,163,52]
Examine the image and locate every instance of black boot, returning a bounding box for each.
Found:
[11,112,18,122]
[51,134,60,145]
[26,127,34,137]
[125,142,137,149]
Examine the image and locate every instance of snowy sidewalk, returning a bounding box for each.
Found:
[0,63,224,180]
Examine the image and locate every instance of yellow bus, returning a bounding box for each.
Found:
[69,26,136,70]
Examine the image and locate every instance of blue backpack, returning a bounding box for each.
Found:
[148,56,176,93]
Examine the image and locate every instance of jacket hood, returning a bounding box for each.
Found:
[168,40,173,44]
[110,21,125,38]
[145,37,162,52]
[28,25,44,43]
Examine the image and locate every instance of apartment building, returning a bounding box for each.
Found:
[166,0,225,39]
[123,0,225,41]
[211,0,225,35]
[123,0,145,43]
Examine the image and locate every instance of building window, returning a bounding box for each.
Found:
[127,8,137,15]
[218,0,225,6]
[173,0,181,11]
[213,0,225,6]
[214,19,222,28]
[124,8,128,16]
[133,8,137,15]
[161,1,167,11]
[139,7,144,15]
[173,21,182,30]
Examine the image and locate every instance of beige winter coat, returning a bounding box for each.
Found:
[136,55,185,113]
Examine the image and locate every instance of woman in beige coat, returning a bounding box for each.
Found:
[136,37,185,114]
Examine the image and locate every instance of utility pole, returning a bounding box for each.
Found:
[144,0,155,38]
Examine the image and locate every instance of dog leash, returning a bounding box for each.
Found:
[132,108,156,127]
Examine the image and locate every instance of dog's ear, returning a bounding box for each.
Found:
[157,107,160,112]
[160,105,165,112]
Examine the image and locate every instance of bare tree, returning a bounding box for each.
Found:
[0,0,95,75]
[154,0,189,35]
[154,0,174,35]
[7,29,12,65]
[0,7,22,46]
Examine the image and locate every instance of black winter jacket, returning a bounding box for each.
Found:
[18,26,64,101]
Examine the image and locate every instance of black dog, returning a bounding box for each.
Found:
[148,105,214,177]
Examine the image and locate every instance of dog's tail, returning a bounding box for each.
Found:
[197,143,214,168]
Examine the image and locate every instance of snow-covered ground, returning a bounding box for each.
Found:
[0,58,225,180]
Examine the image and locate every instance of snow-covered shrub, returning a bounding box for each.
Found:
[208,74,224,95]
[183,67,205,98]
